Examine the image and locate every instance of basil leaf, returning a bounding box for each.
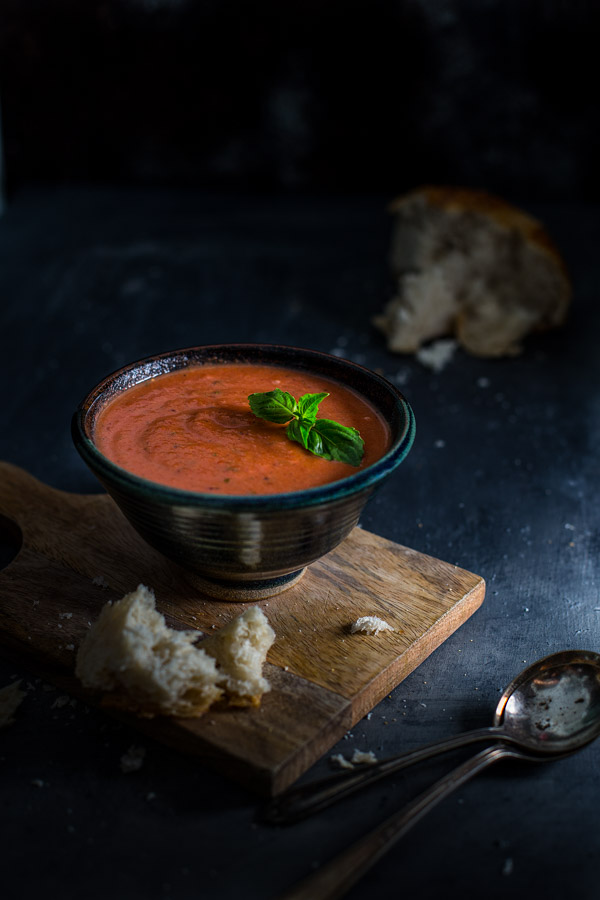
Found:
[286,418,313,450]
[305,426,325,458]
[248,387,365,467]
[309,419,364,466]
[297,392,329,425]
[248,389,297,424]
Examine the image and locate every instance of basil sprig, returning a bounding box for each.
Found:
[248,389,364,466]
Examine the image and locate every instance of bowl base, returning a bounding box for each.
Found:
[181,567,307,601]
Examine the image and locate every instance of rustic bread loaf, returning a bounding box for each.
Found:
[374,186,571,357]
[75,584,275,717]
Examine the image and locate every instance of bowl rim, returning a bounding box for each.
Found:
[72,343,416,510]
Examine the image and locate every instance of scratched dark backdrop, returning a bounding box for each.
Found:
[2,6,600,900]
[1,0,598,201]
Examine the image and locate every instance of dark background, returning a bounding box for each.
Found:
[1,5,600,900]
[1,0,599,202]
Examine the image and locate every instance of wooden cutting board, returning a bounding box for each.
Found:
[0,462,485,795]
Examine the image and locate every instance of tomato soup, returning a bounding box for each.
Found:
[93,363,391,495]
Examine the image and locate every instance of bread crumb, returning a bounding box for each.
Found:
[0,680,26,728]
[416,338,458,372]
[59,612,73,619]
[51,695,70,709]
[351,749,378,765]
[330,749,379,769]
[92,575,109,588]
[120,745,146,773]
[350,616,394,636]
[330,753,355,770]
[76,584,275,717]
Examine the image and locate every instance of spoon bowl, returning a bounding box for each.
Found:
[494,649,600,754]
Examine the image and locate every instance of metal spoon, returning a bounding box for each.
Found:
[265,649,600,826]
[275,650,600,900]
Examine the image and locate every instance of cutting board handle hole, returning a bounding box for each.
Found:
[0,514,22,570]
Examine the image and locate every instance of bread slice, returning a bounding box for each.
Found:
[375,186,571,357]
[75,585,275,718]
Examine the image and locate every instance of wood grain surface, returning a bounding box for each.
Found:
[0,462,485,794]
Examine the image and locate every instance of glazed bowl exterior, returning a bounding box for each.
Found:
[72,344,415,598]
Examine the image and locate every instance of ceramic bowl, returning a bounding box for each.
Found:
[72,344,415,599]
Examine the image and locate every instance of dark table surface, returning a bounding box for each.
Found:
[1,186,599,900]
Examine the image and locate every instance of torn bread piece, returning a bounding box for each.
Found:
[76,584,274,718]
[75,585,222,717]
[375,185,571,358]
[201,605,275,707]
[350,615,394,635]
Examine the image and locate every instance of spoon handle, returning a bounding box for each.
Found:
[262,725,501,825]
[277,744,508,900]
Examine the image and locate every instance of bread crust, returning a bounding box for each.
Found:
[389,185,569,279]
